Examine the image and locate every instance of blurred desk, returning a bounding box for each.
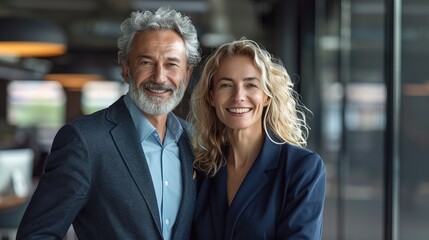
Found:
[0,195,27,210]
[0,195,29,240]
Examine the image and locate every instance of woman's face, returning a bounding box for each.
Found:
[210,55,270,131]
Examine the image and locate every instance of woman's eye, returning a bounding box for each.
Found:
[219,83,232,88]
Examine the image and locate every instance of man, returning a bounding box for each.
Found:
[17,7,201,240]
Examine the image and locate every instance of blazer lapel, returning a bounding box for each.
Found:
[211,167,228,240]
[107,97,162,235]
[225,136,280,238]
[172,127,197,239]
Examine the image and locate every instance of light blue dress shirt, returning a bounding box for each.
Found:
[124,94,183,240]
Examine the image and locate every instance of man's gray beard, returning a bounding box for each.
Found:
[128,75,187,115]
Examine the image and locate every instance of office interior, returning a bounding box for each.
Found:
[0,0,428,239]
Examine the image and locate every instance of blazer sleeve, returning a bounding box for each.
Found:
[277,152,326,240]
[17,124,91,239]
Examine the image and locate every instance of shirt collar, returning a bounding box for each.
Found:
[124,93,183,142]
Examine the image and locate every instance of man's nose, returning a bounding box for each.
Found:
[153,65,167,83]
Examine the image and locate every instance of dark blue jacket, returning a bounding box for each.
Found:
[17,96,196,240]
[193,135,325,240]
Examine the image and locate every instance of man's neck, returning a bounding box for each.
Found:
[144,112,168,142]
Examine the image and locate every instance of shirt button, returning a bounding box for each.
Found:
[165,219,170,225]
[164,180,169,187]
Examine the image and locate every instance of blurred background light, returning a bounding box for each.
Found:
[0,16,67,57]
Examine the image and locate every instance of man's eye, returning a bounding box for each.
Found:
[167,63,179,67]
[140,61,152,65]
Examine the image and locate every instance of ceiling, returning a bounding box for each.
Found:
[0,0,275,50]
[0,0,277,80]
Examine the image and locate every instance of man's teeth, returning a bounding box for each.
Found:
[149,89,167,93]
[228,108,250,113]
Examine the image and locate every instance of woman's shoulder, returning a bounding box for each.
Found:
[277,142,324,172]
[282,142,320,157]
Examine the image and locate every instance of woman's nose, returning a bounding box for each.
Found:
[232,86,245,102]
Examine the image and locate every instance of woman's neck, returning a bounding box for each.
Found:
[227,126,265,169]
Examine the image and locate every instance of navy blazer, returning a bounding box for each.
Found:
[193,135,326,240]
[17,96,196,240]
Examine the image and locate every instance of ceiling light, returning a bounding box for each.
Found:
[44,73,103,91]
[0,16,67,57]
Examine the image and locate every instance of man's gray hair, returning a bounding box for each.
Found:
[117,7,201,67]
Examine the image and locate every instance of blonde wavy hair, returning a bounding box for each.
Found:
[188,38,310,177]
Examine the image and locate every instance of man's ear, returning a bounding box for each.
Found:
[121,62,130,84]
[185,67,194,84]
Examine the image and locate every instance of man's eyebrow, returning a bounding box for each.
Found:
[166,56,182,63]
[135,55,182,63]
[136,54,153,60]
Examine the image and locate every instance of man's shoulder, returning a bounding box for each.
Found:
[69,96,126,127]
[69,108,108,127]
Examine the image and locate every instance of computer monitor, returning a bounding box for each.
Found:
[0,148,34,197]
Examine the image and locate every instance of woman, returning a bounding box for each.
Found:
[189,39,325,239]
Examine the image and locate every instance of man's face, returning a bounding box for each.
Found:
[122,30,192,115]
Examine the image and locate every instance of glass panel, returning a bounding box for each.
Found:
[314,1,342,239]
[313,0,385,239]
[399,0,429,239]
